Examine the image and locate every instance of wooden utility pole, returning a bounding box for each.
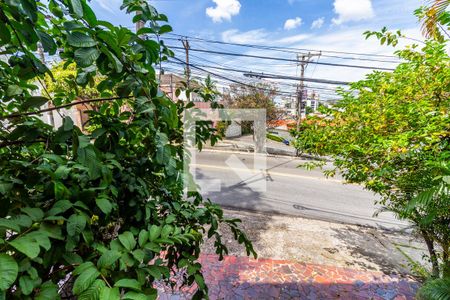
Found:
[181,38,192,101]
[295,51,320,156]
[181,38,190,88]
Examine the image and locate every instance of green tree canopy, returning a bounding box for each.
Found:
[0,0,255,299]
[295,39,450,279]
[222,83,283,133]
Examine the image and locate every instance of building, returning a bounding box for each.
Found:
[159,73,203,102]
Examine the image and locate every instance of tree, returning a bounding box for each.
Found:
[193,74,220,103]
[305,106,314,115]
[416,0,450,41]
[0,0,255,299]
[222,83,282,133]
[294,33,450,283]
[44,62,108,101]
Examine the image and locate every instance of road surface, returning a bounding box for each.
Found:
[191,150,408,230]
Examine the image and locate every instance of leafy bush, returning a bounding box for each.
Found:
[293,33,450,282]
[0,0,255,299]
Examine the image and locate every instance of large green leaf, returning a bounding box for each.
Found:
[47,200,72,216]
[99,287,120,300]
[77,145,101,179]
[78,279,105,300]
[68,32,96,47]
[72,266,100,295]
[114,279,141,291]
[22,96,49,110]
[148,225,161,241]
[9,236,41,259]
[95,196,113,215]
[123,292,150,300]
[118,231,136,251]
[158,24,172,34]
[66,214,86,236]
[0,218,20,232]
[0,22,11,45]
[82,0,97,26]
[21,207,44,221]
[19,275,36,295]
[69,0,83,17]
[35,281,59,300]
[74,47,100,67]
[97,250,121,269]
[0,254,18,291]
[138,230,148,247]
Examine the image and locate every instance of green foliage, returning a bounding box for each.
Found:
[0,0,255,299]
[223,83,282,133]
[414,1,450,42]
[305,106,314,115]
[417,277,450,300]
[294,33,450,282]
[44,62,110,103]
[215,121,230,138]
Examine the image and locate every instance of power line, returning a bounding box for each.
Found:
[164,59,341,100]
[166,59,351,85]
[163,62,346,103]
[169,57,305,98]
[165,56,345,93]
[165,36,401,64]
[166,33,401,61]
[167,46,395,71]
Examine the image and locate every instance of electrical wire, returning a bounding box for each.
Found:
[165,33,402,61]
[166,59,351,85]
[166,46,395,71]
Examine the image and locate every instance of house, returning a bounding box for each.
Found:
[159,73,203,102]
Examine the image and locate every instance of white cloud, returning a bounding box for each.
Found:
[222,28,311,45]
[277,34,311,44]
[284,17,302,30]
[222,29,269,44]
[331,0,374,25]
[311,17,325,29]
[206,0,241,23]
[94,0,120,13]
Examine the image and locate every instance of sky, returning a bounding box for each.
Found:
[89,0,426,100]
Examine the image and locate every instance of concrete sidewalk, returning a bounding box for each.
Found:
[156,209,424,299]
[157,254,419,299]
[205,135,329,160]
[206,135,297,156]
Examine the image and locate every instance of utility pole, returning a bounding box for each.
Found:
[181,38,191,101]
[181,38,190,88]
[295,51,320,156]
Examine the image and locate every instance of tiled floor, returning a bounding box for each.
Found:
[157,254,419,299]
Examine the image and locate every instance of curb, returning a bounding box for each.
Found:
[203,144,331,161]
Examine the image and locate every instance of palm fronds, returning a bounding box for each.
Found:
[418,277,450,300]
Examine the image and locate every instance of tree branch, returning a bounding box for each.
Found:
[0,139,46,148]
[0,96,133,120]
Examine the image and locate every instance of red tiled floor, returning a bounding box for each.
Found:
[157,254,419,299]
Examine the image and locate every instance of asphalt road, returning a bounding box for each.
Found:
[191,150,408,230]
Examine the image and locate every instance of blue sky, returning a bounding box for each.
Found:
[91,0,422,41]
[90,0,425,98]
